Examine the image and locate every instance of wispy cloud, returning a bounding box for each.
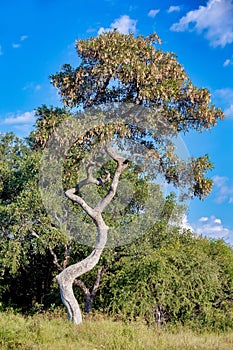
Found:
[223,58,231,67]
[192,215,233,244]
[212,175,233,203]
[23,82,42,92]
[98,15,137,35]
[213,88,233,118]
[12,34,28,49]
[20,35,28,41]
[148,9,160,18]
[0,45,3,56]
[12,43,20,49]
[3,111,35,125]
[223,56,233,67]
[214,87,233,101]
[170,0,233,47]
[167,6,181,13]
[224,104,233,118]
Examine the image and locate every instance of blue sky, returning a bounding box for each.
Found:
[1,0,233,245]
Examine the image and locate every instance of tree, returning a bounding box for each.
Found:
[40,31,224,324]
[0,131,66,309]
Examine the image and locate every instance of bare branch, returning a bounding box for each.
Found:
[65,188,96,218]
[84,74,112,108]
[95,147,129,212]
[49,247,63,271]
[31,230,40,239]
[105,145,126,163]
[75,162,100,191]
[63,243,71,269]
[73,279,90,296]
[91,265,107,296]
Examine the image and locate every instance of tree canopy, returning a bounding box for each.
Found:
[51,31,223,132]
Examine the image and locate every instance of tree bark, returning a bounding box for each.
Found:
[56,218,108,324]
[56,150,128,324]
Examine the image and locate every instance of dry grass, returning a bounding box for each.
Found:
[0,311,232,350]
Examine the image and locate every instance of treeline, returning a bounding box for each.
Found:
[0,131,232,331]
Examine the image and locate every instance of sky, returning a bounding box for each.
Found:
[0,0,233,245]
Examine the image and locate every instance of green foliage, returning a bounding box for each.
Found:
[28,105,71,150]
[97,227,233,331]
[0,132,68,309]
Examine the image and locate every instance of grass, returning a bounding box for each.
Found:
[0,311,232,350]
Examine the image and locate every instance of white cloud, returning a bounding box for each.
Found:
[168,6,181,13]
[98,15,137,35]
[212,175,233,203]
[223,55,233,67]
[192,215,233,244]
[20,35,28,41]
[212,175,228,187]
[12,35,28,49]
[170,0,233,47]
[199,216,209,222]
[3,111,35,125]
[223,58,231,66]
[12,43,20,49]
[148,9,160,18]
[224,104,233,118]
[176,213,232,245]
[0,46,3,56]
[23,82,42,92]
[215,87,233,101]
[180,214,194,231]
[213,88,233,118]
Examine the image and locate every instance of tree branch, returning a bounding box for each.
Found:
[91,265,107,296]
[73,279,90,296]
[95,146,129,212]
[49,247,64,271]
[84,74,112,108]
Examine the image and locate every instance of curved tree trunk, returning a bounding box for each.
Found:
[57,148,128,324]
[56,220,108,324]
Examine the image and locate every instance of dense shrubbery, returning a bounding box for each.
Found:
[97,227,233,330]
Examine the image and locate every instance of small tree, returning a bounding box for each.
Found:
[39,31,223,324]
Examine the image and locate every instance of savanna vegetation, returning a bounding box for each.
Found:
[0,31,232,348]
[0,311,233,350]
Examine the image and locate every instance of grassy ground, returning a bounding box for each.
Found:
[0,311,232,350]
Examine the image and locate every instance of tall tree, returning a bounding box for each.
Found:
[41,31,224,324]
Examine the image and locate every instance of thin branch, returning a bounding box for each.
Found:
[74,265,107,300]
[95,147,129,212]
[73,279,90,296]
[84,74,112,108]
[91,265,107,296]
[49,247,63,271]
[75,162,100,191]
[62,243,71,269]
[31,230,40,239]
